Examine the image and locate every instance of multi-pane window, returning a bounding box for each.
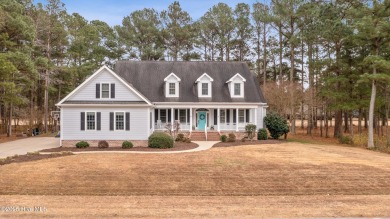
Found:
[239,109,245,123]
[101,83,110,98]
[86,112,96,130]
[234,83,241,96]
[202,83,208,95]
[160,109,167,123]
[169,83,176,95]
[115,112,124,130]
[220,109,226,123]
[179,109,186,123]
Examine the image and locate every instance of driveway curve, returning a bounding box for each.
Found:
[0,137,59,158]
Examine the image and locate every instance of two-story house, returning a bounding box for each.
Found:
[56,61,267,147]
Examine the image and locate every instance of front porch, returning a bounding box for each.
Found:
[153,107,258,132]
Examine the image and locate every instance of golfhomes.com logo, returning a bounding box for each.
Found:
[0,206,47,212]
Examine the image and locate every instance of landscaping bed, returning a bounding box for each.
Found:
[40,142,198,152]
[0,152,73,166]
[213,139,281,147]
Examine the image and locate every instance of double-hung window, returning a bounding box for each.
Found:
[115,112,125,130]
[202,83,208,95]
[234,83,241,96]
[101,83,110,98]
[179,109,186,123]
[169,83,176,95]
[239,110,245,123]
[160,109,167,123]
[86,112,96,130]
[220,109,226,123]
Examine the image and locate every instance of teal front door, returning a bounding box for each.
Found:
[198,112,206,130]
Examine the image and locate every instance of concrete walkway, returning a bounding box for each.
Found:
[0,137,59,158]
[41,141,218,155]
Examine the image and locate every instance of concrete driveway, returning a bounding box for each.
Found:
[0,137,59,158]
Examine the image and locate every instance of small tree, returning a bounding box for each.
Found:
[245,124,257,141]
[164,121,181,139]
[264,112,289,139]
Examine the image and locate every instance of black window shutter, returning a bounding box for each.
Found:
[111,83,115,98]
[174,109,178,120]
[97,112,101,130]
[155,109,158,123]
[187,109,190,123]
[214,109,217,125]
[227,110,230,123]
[168,109,171,123]
[246,109,250,123]
[125,112,130,130]
[109,112,114,131]
[96,83,100,98]
[233,109,236,123]
[80,112,85,131]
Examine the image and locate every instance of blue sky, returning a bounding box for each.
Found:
[35,0,262,26]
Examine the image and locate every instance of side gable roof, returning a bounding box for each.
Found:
[114,61,266,103]
[56,65,152,106]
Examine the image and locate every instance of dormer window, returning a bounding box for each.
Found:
[164,73,181,98]
[226,73,246,98]
[196,73,213,98]
[234,83,241,96]
[202,83,208,95]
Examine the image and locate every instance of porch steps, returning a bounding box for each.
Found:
[190,131,220,141]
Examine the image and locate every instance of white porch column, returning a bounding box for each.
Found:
[217,108,220,132]
[236,108,239,132]
[171,108,174,131]
[189,108,193,133]
[254,108,257,128]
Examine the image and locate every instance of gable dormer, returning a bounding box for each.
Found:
[226,73,246,98]
[196,73,213,98]
[164,73,181,98]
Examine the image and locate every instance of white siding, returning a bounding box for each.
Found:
[62,107,150,140]
[257,106,266,129]
[68,69,143,101]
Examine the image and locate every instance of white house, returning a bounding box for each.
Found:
[56,61,267,147]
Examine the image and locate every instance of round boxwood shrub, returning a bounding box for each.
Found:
[148,132,174,149]
[76,141,89,148]
[98,140,109,148]
[264,112,289,139]
[220,134,227,142]
[257,128,268,140]
[122,141,133,149]
[227,133,236,142]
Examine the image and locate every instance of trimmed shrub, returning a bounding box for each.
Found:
[264,112,289,139]
[339,136,353,145]
[148,132,174,149]
[122,141,133,149]
[257,128,268,140]
[183,137,192,143]
[245,124,257,140]
[76,141,89,148]
[98,140,109,148]
[227,133,236,142]
[176,133,185,142]
[220,134,227,142]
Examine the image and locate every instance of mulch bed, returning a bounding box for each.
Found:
[0,152,73,166]
[213,139,282,147]
[40,142,199,152]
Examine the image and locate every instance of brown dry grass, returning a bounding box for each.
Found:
[1,142,390,217]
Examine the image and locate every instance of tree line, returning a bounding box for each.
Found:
[0,0,389,147]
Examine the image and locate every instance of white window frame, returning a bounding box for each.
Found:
[159,109,167,123]
[114,111,125,131]
[220,109,226,124]
[196,73,213,98]
[179,109,187,124]
[169,83,176,95]
[85,111,96,131]
[164,73,180,98]
[201,83,208,96]
[101,83,111,99]
[238,109,245,123]
[234,83,241,96]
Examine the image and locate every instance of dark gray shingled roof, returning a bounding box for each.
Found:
[63,101,146,104]
[114,61,266,103]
